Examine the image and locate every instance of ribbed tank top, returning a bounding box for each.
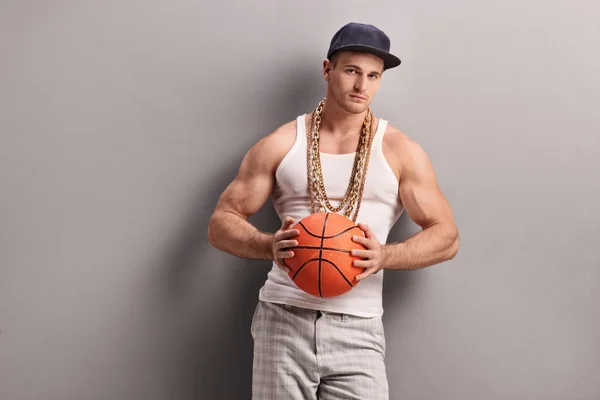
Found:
[258,114,404,317]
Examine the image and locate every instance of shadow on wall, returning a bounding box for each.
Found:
[164,169,281,400]
[382,213,424,319]
[142,59,420,400]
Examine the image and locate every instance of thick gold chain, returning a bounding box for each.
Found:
[306,99,376,222]
[310,101,366,212]
[347,114,376,221]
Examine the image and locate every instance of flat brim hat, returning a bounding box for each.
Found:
[327,22,401,70]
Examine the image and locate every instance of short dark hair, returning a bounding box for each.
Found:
[329,51,341,68]
[328,50,385,72]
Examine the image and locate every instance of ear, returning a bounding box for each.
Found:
[323,59,332,81]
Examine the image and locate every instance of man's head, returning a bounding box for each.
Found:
[323,50,385,114]
[323,22,401,114]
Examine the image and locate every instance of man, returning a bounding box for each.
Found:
[208,22,459,400]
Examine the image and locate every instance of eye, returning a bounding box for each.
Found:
[369,74,379,79]
[346,69,357,74]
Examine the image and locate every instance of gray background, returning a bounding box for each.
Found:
[1,0,598,399]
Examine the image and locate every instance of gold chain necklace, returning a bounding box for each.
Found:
[306,99,376,222]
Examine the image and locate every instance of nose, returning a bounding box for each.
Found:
[354,75,367,92]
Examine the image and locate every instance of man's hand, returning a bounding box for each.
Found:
[272,216,299,273]
[351,223,388,281]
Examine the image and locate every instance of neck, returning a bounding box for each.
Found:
[318,97,368,138]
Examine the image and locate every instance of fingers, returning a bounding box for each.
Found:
[355,267,376,281]
[276,239,298,250]
[274,216,299,274]
[277,229,300,241]
[352,235,370,247]
[275,261,291,274]
[350,249,372,258]
[275,238,297,274]
[353,258,375,268]
[357,223,375,239]
[277,250,295,259]
[276,216,299,241]
[281,216,295,230]
[275,248,293,273]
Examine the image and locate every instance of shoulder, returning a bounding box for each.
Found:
[243,118,298,173]
[381,122,432,181]
[382,123,420,153]
[264,118,297,152]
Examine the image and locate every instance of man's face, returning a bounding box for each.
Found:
[324,51,385,114]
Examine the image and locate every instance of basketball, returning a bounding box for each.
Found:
[283,212,367,298]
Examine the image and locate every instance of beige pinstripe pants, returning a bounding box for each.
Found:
[251,300,389,399]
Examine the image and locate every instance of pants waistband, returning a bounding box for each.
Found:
[281,303,350,322]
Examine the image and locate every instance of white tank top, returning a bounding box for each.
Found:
[258,114,404,317]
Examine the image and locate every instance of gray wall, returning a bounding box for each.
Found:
[1,0,598,399]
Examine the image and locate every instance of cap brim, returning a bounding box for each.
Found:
[328,45,401,70]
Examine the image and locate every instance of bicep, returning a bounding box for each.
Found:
[214,140,276,219]
[398,143,455,229]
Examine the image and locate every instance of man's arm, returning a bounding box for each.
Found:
[381,137,459,270]
[207,124,294,261]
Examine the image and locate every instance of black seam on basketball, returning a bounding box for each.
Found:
[298,221,322,238]
[292,257,320,280]
[318,213,330,297]
[318,264,322,297]
[291,246,351,254]
[298,221,362,239]
[321,259,355,288]
[324,226,363,239]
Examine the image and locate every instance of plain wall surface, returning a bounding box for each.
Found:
[1,0,599,399]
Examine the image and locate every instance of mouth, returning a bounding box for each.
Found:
[349,94,367,101]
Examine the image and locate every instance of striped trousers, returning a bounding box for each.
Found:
[251,300,389,399]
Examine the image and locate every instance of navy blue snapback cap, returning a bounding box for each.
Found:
[327,22,401,70]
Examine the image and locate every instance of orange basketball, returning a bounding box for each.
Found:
[283,212,367,298]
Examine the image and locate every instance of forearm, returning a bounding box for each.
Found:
[207,211,274,260]
[382,222,459,270]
